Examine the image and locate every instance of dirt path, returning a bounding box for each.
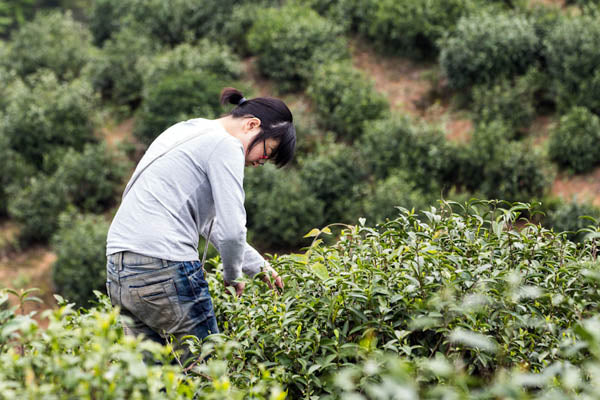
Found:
[350,38,473,142]
[0,244,57,328]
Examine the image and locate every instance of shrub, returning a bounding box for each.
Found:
[298,142,369,224]
[307,61,388,141]
[7,10,92,80]
[87,0,128,45]
[360,0,471,59]
[461,121,552,201]
[300,0,372,32]
[7,175,69,243]
[2,72,97,170]
[359,116,459,191]
[545,200,600,242]
[471,74,536,132]
[543,15,600,113]
[85,26,160,107]
[244,164,324,250]
[0,132,35,216]
[134,71,229,145]
[51,212,110,307]
[52,143,131,213]
[247,4,349,91]
[362,170,439,224]
[548,106,600,173]
[439,12,540,89]
[139,40,241,92]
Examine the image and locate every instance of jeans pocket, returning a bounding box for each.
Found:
[131,278,183,332]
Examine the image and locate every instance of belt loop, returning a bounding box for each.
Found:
[117,251,124,272]
[162,258,168,268]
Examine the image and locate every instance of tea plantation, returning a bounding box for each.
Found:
[3,201,600,398]
[3,0,600,398]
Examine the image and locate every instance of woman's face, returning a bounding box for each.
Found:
[245,137,279,167]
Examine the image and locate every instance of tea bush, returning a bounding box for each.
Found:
[359,116,459,191]
[439,12,539,89]
[307,61,388,141]
[139,41,241,93]
[298,142,369,225]
[2,72,97,170]
[0,132,35,216]
[460,122,551,201]
[6,10,92,80]
[52,143,131,213]
[205,201,600,397]
[86,26,159,107]
[134,71,228,145]
[6,174,69,243]
[51,213,110,307]
[471,74,536,132]
[4,201,600,398]
[244,164,324,250]
[543,14,600,113]
[247,4,349,91]
[545,200,600,242]
[300,0,370,32]
[361,170,439,224]
[548,106,600,174]
[359,0,470,59]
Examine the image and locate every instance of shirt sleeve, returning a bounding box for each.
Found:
[205,138,247,282]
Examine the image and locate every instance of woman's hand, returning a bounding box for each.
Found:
[262,264,284,292]
[224,280,245,297]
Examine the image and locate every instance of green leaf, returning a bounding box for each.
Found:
[310,262,330,281]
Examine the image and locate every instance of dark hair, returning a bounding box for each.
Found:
[220,87,296,167]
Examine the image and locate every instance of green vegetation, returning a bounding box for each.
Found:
[307,61,388,141]
[2,1,600,396]
[51,212,110,306]
[4,202,600,398]
[247,4,349,91]
[548,106,600,173]
[439,12,539,89]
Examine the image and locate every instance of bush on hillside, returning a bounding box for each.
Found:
[7,175,69,243]
[85,26,159,107]
[2,72,96,170]
[545,200,600,242]
[359,116,459,191]
[460,121,551,201]
[307,62,388,141]
[51,212,110,307]
[548,107,600,174]
[0,132,35,217]
[134,71,228,145]
[244,164,324,250]
[359,0,471,59]
[6,10,92,80]
[139,41,241,93]
[298,142,369,225]
[87,0,128,45]
[543,15,600,113]
[439,12,539,89]
[471,74,536,132]
[300,0,373,32]
[247,4,349,91]
[53,143,131,213]
[362,170,439,224]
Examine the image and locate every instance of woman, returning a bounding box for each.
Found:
[105,87,296,362]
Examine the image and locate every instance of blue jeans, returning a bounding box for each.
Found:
[106,252,219,362]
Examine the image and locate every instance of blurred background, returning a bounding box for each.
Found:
[1,0,599,316]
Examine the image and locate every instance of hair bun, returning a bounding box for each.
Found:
[220,87,245,106]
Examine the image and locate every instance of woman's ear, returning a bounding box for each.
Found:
[245,117,262,133]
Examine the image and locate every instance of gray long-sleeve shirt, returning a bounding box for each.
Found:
[106,118,265,282]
